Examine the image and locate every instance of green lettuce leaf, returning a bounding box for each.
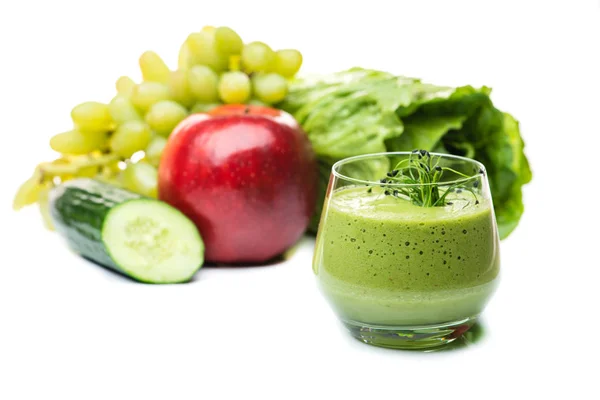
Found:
[282,68,532,238]
[386,115,467,152]
[476,113,531,238]
[285,70,414,160]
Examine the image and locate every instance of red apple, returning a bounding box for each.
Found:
[158,104,318,264]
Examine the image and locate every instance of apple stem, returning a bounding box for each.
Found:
[244,106,250,115]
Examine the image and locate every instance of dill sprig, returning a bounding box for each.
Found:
[375,150,480,207]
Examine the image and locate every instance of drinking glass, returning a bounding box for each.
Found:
[312,151,500,349]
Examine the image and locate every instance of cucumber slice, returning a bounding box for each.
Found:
[103,199,204,283]
[50,179,204,283]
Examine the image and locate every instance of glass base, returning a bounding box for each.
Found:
[342,316,478,350]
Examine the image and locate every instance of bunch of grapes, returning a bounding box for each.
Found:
[13,26,303,229]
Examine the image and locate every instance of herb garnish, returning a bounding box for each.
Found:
[373,150,480,207]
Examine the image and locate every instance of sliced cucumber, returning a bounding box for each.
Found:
[50,179,204,283]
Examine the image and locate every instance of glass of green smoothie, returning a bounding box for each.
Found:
[313,150,500,349]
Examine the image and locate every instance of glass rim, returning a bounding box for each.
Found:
[331,151,487,187]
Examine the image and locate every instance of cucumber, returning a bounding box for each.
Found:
[49,178,204,283]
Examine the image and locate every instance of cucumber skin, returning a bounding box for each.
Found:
[49,179,143,277]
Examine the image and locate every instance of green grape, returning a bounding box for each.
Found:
[247,98,268,107]
[145,100,188,137]
[108,94,142,124]
[168,70,195,108]
[241,42,275,72]
[109,121,152,158]
[145,136,167,166]
[122,162,158,198]
[186,31,229,72]
[214,27,243,55]
[50,130,107,155]
[139,51,171,83]
[97,175,124,188]
[116,76,136,97]
[188,65,219,103]
[101,160,123,178]
[273,49,303,77]
[77,165,99,178]
[97,159,124,186]
[251,73,288,104]
[38,183,55,231]
[190,102,221,114]
[71,102,112,133]
[39,158,73,181]
[130,82,171,113]
[13,173,43,210]
[178,42,193,69]
[218,72,251,104]
[229,55,241,71]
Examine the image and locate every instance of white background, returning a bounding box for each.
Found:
[1,0,600,399]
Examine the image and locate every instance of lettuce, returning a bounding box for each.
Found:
[281,68,531,239]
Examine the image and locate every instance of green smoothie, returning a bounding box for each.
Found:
[313,186,500,326]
